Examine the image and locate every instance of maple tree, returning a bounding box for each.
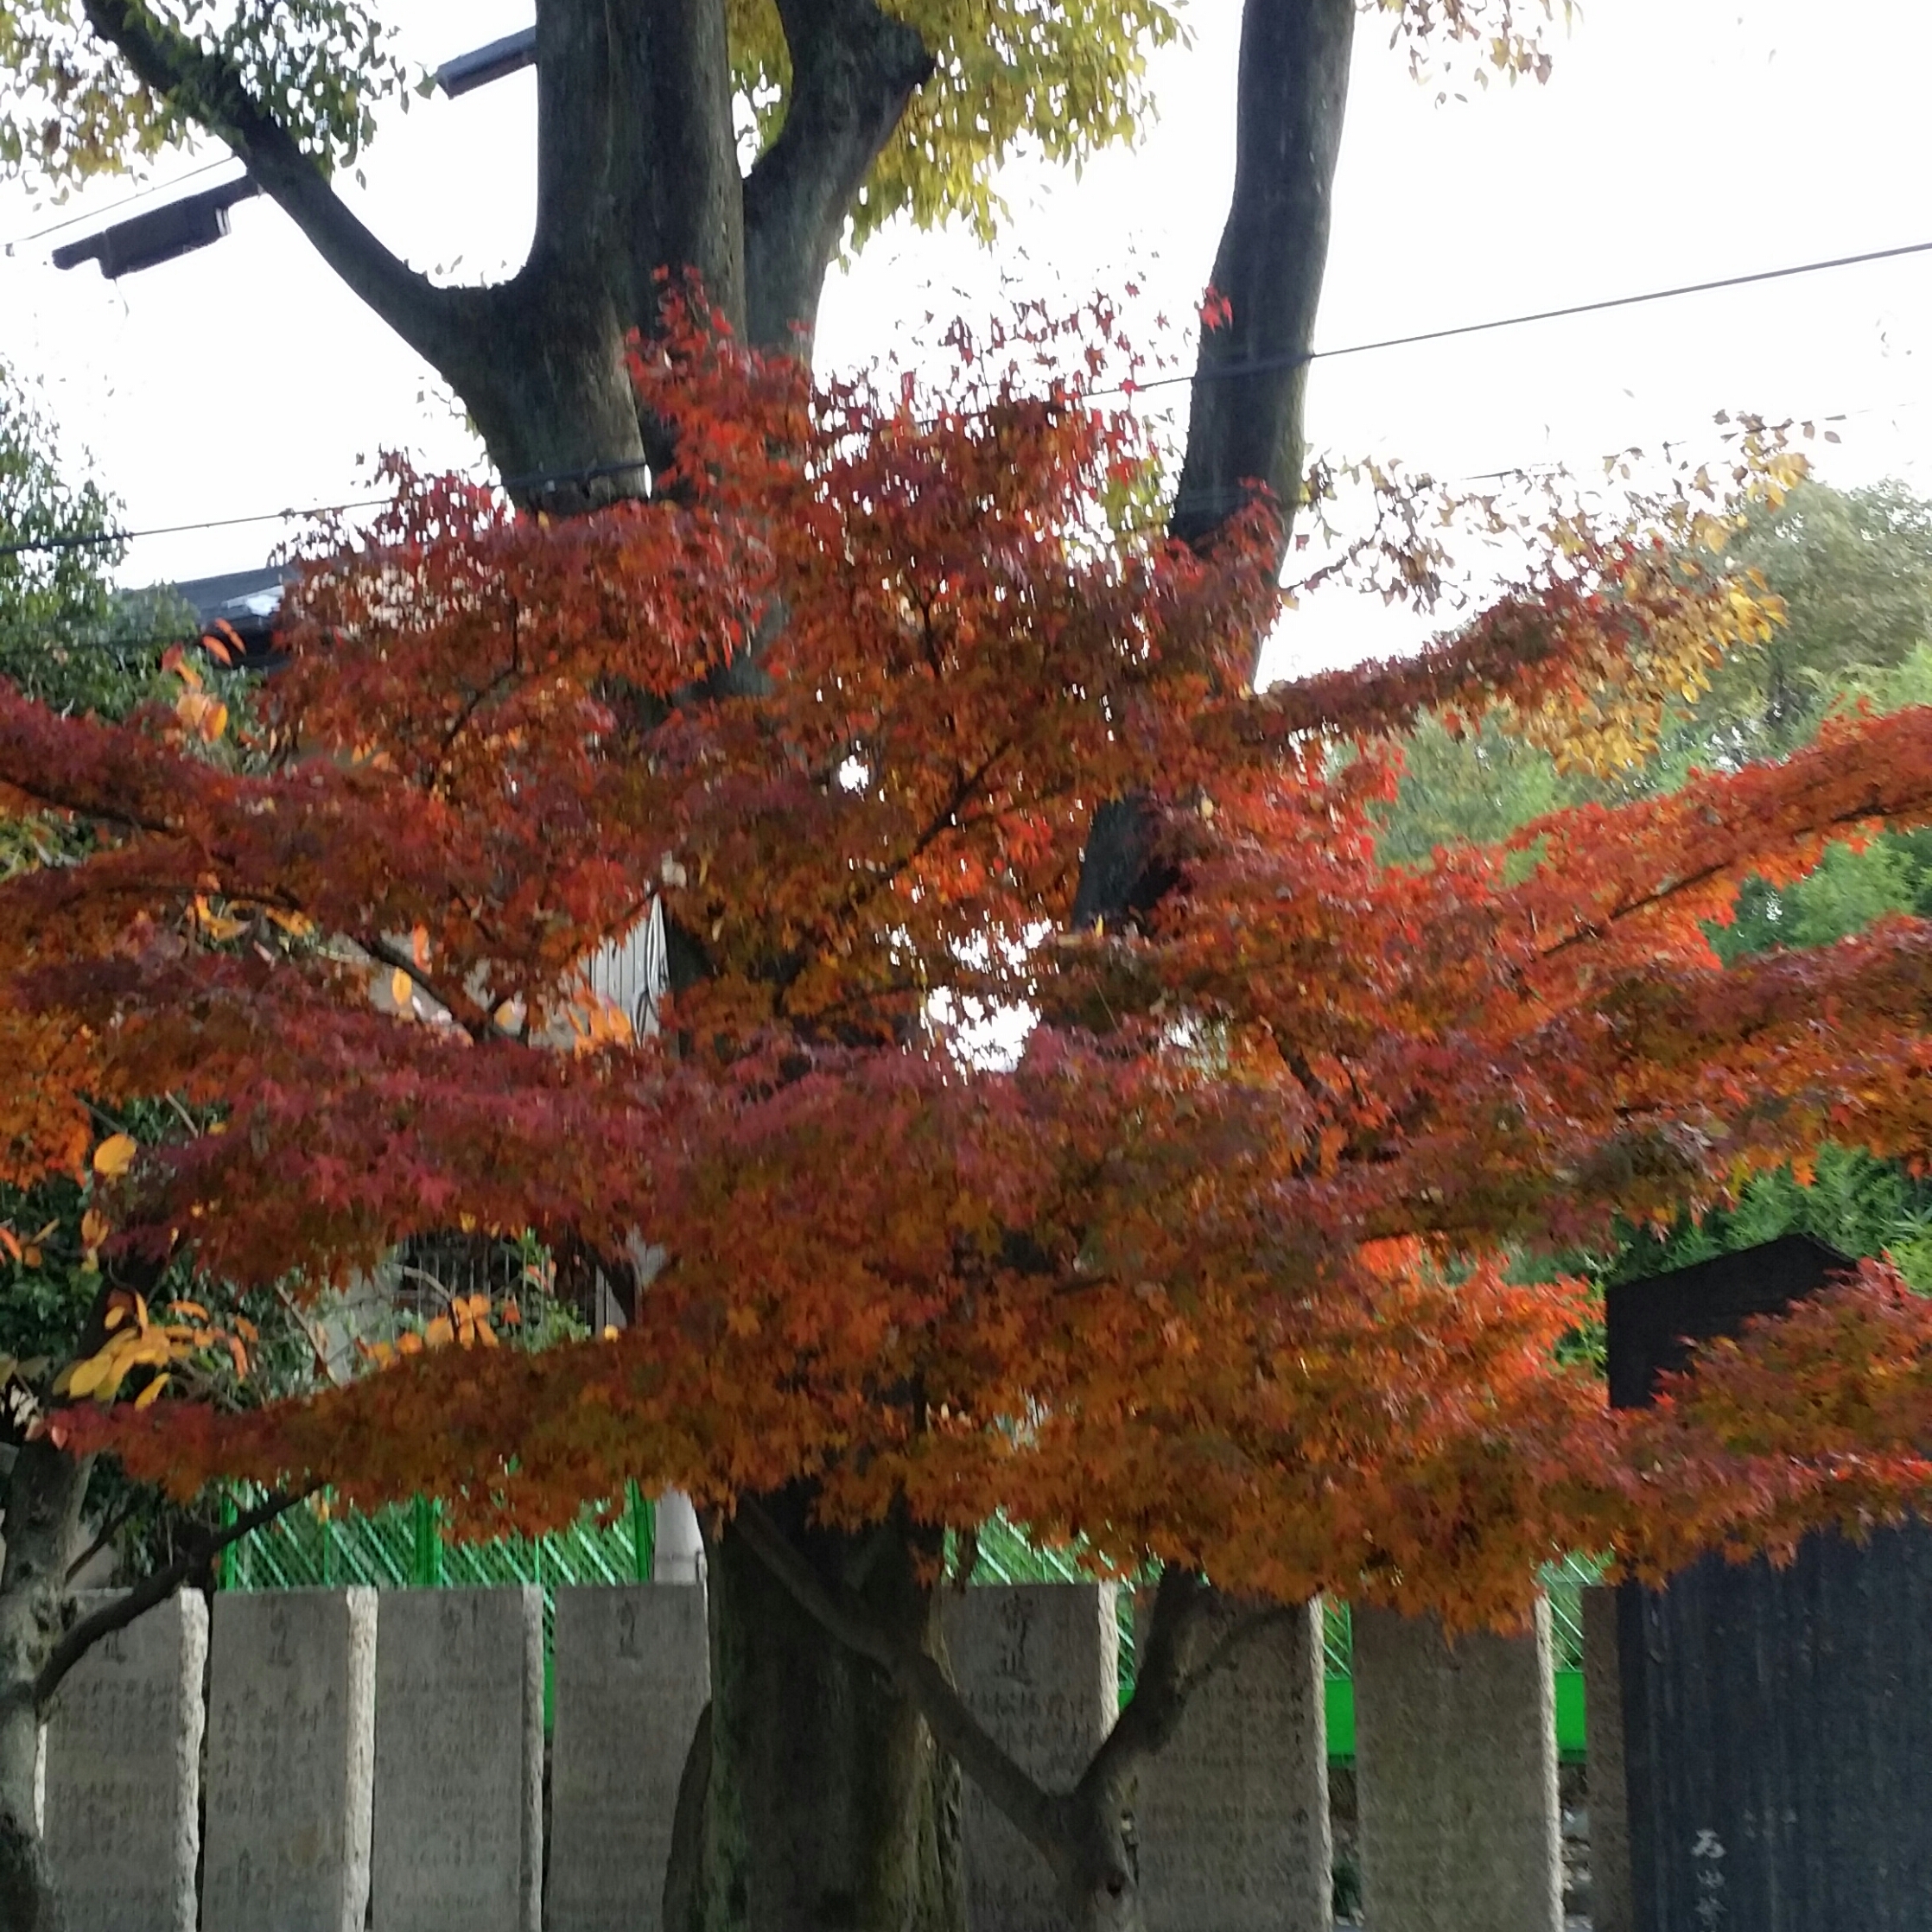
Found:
[3,283,1932,1930]
[16,4,1932,1929]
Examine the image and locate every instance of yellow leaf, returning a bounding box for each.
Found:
[133,1373,170,1409]
[424,1316,454,1349]
[79,1209,109,1250]
[66,1353,112,1399]
[92,1134,137,1179]
[390,969,413,1008]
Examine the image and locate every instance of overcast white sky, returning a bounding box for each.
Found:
[3,0,1931,683]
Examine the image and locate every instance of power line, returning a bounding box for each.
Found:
[1099,235,1932,398]
[5,231,1932,559]
[2,157,237,257]
[0,498,391,561]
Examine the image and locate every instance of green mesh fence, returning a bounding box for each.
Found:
[221,1486,658,1690]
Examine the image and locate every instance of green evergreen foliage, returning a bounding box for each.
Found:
[1376,475,1932,1293]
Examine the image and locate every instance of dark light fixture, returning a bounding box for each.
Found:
[52,175,260,279]
[436,27,537,98]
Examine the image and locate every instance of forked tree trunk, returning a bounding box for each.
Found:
[667,1495,963,1932]
[0,1443,92,1932]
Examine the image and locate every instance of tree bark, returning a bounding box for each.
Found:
[1170,0,1357,560]
[667,1493,963,1932]
[742,0,934,354]
[1074,0,1356,935]
[0,1442,92,1932]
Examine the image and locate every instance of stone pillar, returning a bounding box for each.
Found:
[42,1588,208,1932]
[1582,1586,1632,1932]
[942,1583,1118,1932]
[370,1586,543,1932]
[201,1587,377,1932]
[1351,1599,1562,1932]
[1135,1594,1331,1932]
[547,1584,709,1932]
[652,1490,705,1586]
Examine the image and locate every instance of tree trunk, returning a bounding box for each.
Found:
[669,1494,963,1932]
[0,1442,92,1932]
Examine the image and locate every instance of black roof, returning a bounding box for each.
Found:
[171,567,290,631]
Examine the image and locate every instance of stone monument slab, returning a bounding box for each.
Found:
[1135,1594,1331,1932]
[1608,1237,1932,1930]
[370,1586,543,1932]
[547,1584,709,1932]
[1351,1598,1562,1932]
[1582,1585,1632,1932]
[942,1583,1118,1932]
[201,1586,377,1932]
[42,1587,207,1932]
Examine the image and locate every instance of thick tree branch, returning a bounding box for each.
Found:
[531,0,617,279]
[742,0,934,353]
[79,0,486,373]
[1074,0,1356,932]
[732,1497,1068,1867]
[34,1482,315,1711]
[1171,0,1356,571]
[609,0,748,337]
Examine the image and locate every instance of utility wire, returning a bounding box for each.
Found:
[1097,235,1932,397]
[0,498,391,561]
[5,233,1932,559]
[1,156,237,257]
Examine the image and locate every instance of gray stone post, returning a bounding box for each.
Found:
[1351,1598,1562,1932]
[1581,1585,1632,1932]
[200,1586,377,1932]
[651,1491,705,1586]
[547,1583,710,1932]
[1135,1594,1331,1932]
[941,1583,1119,1932]
[42,1588,207,1932]
[370,1586,543,1932]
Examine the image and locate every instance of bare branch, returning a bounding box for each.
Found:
[79,0,486,372]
